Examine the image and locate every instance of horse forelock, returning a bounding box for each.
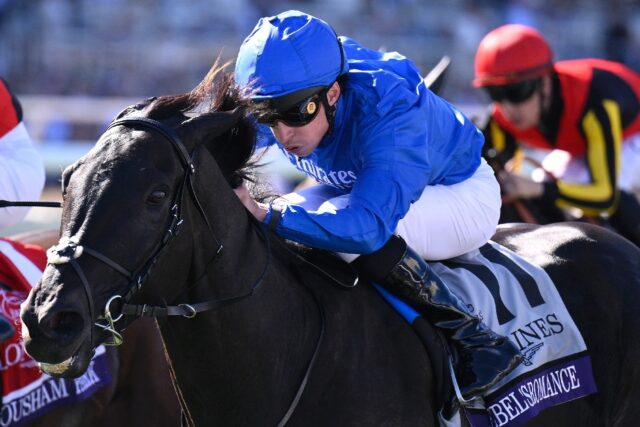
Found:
[186,62,257,185]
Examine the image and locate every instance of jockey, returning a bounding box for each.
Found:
[0,77,45,229]
[474,24,640,245]
[0,77,46,341]
[233,10,521,399]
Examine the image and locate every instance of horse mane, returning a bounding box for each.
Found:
[128,59,258,188]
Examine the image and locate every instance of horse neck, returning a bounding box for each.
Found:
[160,216,439,424]
[158,181,323,424]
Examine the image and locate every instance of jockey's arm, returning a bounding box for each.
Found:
[541,100,622,216]
[233,167,407,255]
[264,164,423,254]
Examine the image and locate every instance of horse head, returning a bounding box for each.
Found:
[20,65,257,377]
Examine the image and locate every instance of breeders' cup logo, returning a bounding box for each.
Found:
[521,343,544,367]
[0,291,24,325]
[0,290,35,372]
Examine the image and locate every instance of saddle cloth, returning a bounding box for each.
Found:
[375,240,597,427]
[0,238,112,427]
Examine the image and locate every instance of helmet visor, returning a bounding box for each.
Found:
[255,86,328,127]
[484,79,540,104]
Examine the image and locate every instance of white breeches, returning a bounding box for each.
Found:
[281,158,501,261]
[0,123,46,229]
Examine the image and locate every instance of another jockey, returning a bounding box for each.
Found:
[233,10,521,399]
[474,24,640,245]
[0,77,46,341]
[0,77,45,229]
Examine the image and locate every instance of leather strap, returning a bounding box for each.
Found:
[268,206,282,231]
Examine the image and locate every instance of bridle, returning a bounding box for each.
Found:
[46,116,271,346]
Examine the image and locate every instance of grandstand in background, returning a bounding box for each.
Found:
[2,0,640,183]
[0,0,638,235]
[3,0,639,101]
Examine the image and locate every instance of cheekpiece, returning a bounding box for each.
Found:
[47,236,84,265]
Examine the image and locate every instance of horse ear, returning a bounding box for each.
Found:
[179,108,244,147]
[113,97,158,120]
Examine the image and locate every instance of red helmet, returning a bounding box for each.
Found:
[473,24,553,87]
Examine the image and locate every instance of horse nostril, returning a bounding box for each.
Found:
[41,311,84,340]
[44,312,62,331]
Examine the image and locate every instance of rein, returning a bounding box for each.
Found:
[47,116,324,426]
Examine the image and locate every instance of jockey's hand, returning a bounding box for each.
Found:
[498,170,544,199]
[233,184,268,221]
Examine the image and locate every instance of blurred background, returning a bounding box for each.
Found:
[2,0,640,234]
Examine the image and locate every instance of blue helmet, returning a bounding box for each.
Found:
[234,10,348,100]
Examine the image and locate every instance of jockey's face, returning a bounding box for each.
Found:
[496,94,540,130]
[493,75,552,131]
[270,82,340,157]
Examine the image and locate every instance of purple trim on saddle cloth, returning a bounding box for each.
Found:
[465,354,597,427]
[1,349,112,427]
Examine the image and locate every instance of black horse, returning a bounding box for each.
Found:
[19,65,640,426]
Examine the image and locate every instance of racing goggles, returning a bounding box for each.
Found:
[484,79,540,104]
[256,86,327,127]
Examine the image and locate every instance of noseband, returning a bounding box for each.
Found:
[48,116,270,345]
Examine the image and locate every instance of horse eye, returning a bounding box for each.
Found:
[148,190,167,204]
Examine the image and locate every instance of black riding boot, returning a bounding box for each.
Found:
[609,190,640,247]
[353,235,522,399]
